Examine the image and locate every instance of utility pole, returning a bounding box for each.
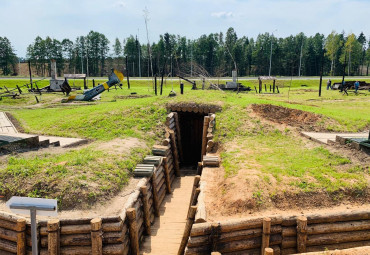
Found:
[298,43,303,76]
[86,49,89,88]
[138,29,141,77]
[190,39,193,77]
[143,7,154,78]
[269,29,277,77]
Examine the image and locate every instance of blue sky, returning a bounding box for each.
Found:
[1,0,369,57]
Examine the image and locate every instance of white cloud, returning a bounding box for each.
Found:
[114,0,126,8]
[211,11,234,18]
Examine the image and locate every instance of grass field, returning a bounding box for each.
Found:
[0,77,369,210]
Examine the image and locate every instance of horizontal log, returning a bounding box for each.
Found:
[307,210,370,224]
[307,220,370,235]
[0,249,15,255]
[219,216,282,234]
[305,240,370,253]
[217,234,282,253]
[162,138,170,146]
[281,248,297,255]
[188,226,281,247]
[155,172,165,186]
[282,236,296,248]
[0,226,17,242]
[158,185,166,205]
[0,219,17,231]
[0,238,17,253]
[103,230,126,244]
[0,212,22,223]
[222,245,280,255]
[40,234,89,247]
[282,226,296,237]
[281,216,297,227]
[185,245,209,255]
[39,216,121,227]
[220,225,281,243]
[307,229,370,246]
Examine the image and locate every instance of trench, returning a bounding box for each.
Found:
[177,111,207,168]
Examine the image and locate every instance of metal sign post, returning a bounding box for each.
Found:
[6,196,58,255]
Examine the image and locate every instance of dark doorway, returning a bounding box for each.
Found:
[177,112,206,167]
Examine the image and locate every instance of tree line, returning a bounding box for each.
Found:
[1,28,370,77]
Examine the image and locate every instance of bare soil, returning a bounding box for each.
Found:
[251,104,337,131]
[205,107,370,221]
[205,164,370,221]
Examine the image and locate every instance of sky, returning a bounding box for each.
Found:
[1,0,369,58]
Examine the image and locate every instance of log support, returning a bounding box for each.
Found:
[297,216,308,253]
[163,157,172,193]
[261,217,271,255]
[151,172,160,217]
[16,219,26,255]
[178,206,197,255]
[127,208,139,255]
[91,218,103,255]
[140,186,151,235]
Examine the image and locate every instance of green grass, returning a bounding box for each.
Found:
[0,77,369,209]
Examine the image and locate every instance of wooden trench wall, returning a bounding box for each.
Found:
[0,104,220,255]
[0,141,177,255]
[181,111,370,255]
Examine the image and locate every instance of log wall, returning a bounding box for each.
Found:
[185,210,370,255]
[0,113,179,254]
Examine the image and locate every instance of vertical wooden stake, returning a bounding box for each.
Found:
[140,186,151,235]
[178,206,197,255]
[169,131,180,176]
[163,157,172,193]
[188,176,201,210]
[127,208,139,255]
[91,218,103,255]
[16,219,26,255]
[151,173,160,216]
[173,112,184,162]
[210,223,220,252]
[261,217,271,255]
[187,188,200,218]
[264,247,274,255]
[297,216,308,253]
[201,116,210,160]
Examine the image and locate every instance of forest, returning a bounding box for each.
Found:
[1,28,370,77]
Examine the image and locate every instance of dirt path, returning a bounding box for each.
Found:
[140,176,194,255]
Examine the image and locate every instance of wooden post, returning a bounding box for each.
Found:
[264,247,274,255]
[210,223,220,252]
[173,113,184,162]
[28,60,33,90]
[155,75,157,95]
[140,186,151,235]
[178,206,197,255]
[126,56,130,89]
[188,176,201,210]
[16,219,26,255]
[211,253,221,255]
[92,79,95,87]
[201,116,210,160]
[47,219,60,255]
[127,208,139,255]
[91,218,102,255]
[151,173,160,216]
[187,188,200,218]
[297,216,308,253]
[163,157,172,193]
[261,217,271,255]
[169,131,180,176]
